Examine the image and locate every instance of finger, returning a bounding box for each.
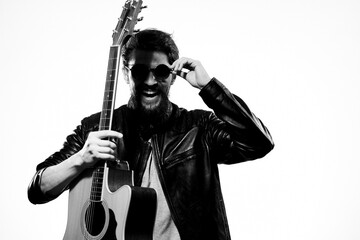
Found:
[103,130,123,140]
[97,139,118,149]
[94,152,117,160]
[176,70,188,79]
[91,130,123,140]
[171,57,189,72]
[89,146,116,160]
[97,146,116,155]
[85,136,116,149]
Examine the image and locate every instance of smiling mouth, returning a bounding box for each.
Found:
[142,90,158,98]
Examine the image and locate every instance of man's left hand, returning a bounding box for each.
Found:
[171,57,211,89]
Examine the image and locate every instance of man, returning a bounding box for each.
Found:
[28,29,274,240]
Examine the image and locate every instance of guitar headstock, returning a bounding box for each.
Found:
[112,0,145,46]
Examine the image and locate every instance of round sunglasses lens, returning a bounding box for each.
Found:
[131,64,149,80]
[154,65,171,79]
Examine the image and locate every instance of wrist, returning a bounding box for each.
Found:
[71,151,87,170]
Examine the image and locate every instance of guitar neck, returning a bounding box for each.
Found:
[99,45,122,131]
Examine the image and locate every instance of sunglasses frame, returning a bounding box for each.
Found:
[125,64,174,81]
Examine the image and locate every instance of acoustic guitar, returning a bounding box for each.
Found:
[63,1,157,239]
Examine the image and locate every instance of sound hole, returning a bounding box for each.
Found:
[85,201,106,236]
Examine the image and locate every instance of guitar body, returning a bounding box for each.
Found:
[63,166,157,240]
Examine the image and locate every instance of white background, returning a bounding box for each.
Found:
[1,0,360,239]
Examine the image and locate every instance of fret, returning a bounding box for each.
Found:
[91,186,103,191]
[91,182,103,186]
[90,193,102,197]
[100,113,111,120]
[104,90,115,97]
[106,68,118,80]
[91,187,103,191]
[93,177,103,181]
[99,118,111,124]
[92,177,103,181]
[102,99,114,107]
[101,111,112,119]
[90,194,102,201]
[104,79,116,91]
[92,175,103,183]
[99,119,111,131]
[103,92,114,99]
[101,105,112,112]
[93,175,104,180]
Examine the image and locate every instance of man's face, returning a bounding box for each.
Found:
[125,50,175,116]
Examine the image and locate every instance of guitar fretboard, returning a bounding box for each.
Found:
[99,45,120,131]
[90,45,121,202]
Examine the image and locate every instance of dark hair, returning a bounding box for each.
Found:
[122,29,179,66]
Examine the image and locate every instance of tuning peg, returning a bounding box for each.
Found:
[141,6,147,9]
[137,16,144,21]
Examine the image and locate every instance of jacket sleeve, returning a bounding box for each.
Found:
[199,78,274,164]
[27,117,96,204]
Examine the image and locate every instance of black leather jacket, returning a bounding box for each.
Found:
[28,78,274,240]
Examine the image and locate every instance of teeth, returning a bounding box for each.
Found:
[143,91,157,97]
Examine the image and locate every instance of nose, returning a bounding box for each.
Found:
[143,72,157,85]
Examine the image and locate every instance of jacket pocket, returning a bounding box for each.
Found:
[163,147,199,169]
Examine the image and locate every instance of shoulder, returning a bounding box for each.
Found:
[178,107,212,120]
[172,104,215,131]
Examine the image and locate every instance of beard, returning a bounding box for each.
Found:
[127,83,172,127]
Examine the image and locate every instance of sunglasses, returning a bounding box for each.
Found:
[126,64,174,81]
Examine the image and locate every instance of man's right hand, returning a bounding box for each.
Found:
[77,130,123,168]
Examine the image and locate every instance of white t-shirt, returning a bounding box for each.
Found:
[141,149,181,240]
